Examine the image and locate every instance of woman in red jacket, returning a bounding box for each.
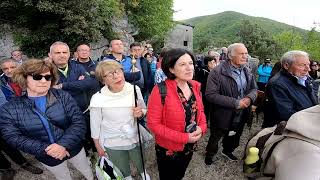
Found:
[147,48,207,180]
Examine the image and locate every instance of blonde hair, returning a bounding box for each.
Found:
[13,59,59,89]
[95,60,123,82]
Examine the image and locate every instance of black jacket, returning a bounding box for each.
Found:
[263,70,318,127]
[205,61,257,130]
[138,57,152,94]
[58,60,99,111]
[0,89,86,166]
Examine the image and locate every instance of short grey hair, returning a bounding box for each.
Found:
[11,50,22,56]
[49,41,70,54]
[208,50,220,57]
[0,58,18,67]
[227,43,246,59]
[281,50,309,66]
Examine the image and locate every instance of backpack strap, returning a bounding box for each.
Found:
[256,121,287,152]
[258,122,287,177]
[157,81,167,105]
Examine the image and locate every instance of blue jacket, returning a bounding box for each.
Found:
[0,89,7,106]
[263,70,318,127]
[102,54,141,83]
[0,75,17,100]
[149,58,157,86]
[0,89,86,166]
[125,56,153,94]
[257,64,272,83]
[58,60,100,111]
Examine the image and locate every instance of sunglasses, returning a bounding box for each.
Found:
[31,74,52,81]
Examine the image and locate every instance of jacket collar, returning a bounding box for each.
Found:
[280,69,312,87]
[21,89,58,107]
[75,58,96,67]
[0,75,10,84]
[221,61,251,79]
[106,54,126,62]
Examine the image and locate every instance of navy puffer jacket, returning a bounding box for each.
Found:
[0,88,86,166]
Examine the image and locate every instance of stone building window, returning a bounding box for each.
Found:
[184,41,188,46]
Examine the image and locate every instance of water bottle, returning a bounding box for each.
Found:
[243,147,260,174]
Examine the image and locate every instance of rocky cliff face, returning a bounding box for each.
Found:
[0,15,136,60]
[0,25,19,59]
[90,15,136,61]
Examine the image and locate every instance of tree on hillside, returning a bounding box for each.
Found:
[0,0,174,57]
[304,28,320,60]
[237,20,282,60]
[273,28,320,60]
[273,31,304,51]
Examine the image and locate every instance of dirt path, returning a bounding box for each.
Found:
[12,116,263,180]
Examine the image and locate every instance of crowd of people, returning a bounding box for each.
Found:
[0,40,319,180]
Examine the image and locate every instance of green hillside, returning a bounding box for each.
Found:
[183,11,308,51]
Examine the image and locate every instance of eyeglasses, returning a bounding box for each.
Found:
[103,69,123,79]
[31,74,52,81]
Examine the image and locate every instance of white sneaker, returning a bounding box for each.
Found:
[141,171,151,180]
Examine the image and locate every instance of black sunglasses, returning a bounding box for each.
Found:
[31,74,52,81]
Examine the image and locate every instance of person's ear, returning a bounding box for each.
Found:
[283,62,289,70]
[169,68,175,75]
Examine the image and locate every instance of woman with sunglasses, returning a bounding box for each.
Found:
[90,60,150,180]
[0,59,93,180]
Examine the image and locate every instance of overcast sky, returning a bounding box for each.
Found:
[173,0,320,30]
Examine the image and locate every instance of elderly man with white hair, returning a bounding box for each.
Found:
[204,43,257,165]
[263,50,318,128]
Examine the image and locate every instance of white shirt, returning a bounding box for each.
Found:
[89,82,146,149]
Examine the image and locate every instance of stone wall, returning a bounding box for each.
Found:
[164,24,193,51]
[0,25,19,59]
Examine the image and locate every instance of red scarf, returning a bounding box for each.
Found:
[8,82,22,96]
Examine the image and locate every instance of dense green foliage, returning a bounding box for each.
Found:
[274,28,320,60]
[123,0,174,42]
[0,0,174,57]
[237,20,282,60]
[1,0,120,57]
[183,11,309,55]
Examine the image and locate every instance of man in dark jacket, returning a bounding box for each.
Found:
[74,43,101,97]
[263,50,318,128]
[49,41,99,153]
[75,44,98,76]
[0,58,22,100]
[194,55,217,122]
[127,42,152,100]
[204,43,257,165]
[49,41,99,112]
